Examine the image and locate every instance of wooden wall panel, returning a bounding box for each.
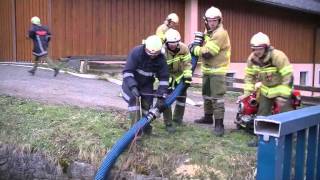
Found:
[15,0,49,61]
[199,0,319,64]
[50,0,185,59]
[0,0,14,61]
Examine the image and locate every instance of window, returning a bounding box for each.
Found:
[300,71,308,86]
[226,72,235,87]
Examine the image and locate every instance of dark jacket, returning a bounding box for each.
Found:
[122,45,169,96]
[28,24,51,57]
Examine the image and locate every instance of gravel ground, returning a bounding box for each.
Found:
[0,64,237,129]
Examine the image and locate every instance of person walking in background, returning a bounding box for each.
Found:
[28,16,59,76]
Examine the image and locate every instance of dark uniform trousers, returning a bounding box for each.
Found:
[202,74,226,120]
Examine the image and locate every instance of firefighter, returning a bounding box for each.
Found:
[28,16,59,76]
[156,13,179,42]
[162,29,192,133]
[189,6,231,136]
[121,35,169,135]
[239,32,294,146]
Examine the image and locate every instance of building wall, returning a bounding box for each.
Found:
[0,0,185,61]
[0,0,14,60]
[198,0,319,64]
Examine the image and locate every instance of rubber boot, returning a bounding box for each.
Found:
[165,124,176,133]
[194,114,213,124]
[28,69,35,75]
[173,105,185,125]
[54,68,60,77]
[213,119,224,137]
[173,118,183,126]
[143,124,153,135]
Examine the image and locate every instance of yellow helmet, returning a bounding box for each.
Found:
[205,6,222,20]
[250,32,270,49]
[166,13,179,23]
[165,29,181,43]
[31,16,41,25]
[145,35,163,55]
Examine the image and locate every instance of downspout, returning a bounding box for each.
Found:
[11,0,16,61]
[312,27,319,96]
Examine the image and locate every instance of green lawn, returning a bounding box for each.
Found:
[0,95,256,179]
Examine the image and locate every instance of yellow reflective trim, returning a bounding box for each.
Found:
[244,83,255,91]
[260,67,277,73]
[205,41,220,54]
[183,69,192,78]
[194,46,201,56]
[175,73,184,83]
[226,50,231,59]
[201,65,228,75]
[245,67,256,75]
[279,65,293,76]
[204,35,210,41]
[182,54,191,61]
[167,57,180,65]
[260,84,292,98]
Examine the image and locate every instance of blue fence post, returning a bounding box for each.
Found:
[317,125,320,180]
[295,129,306,180]
[256,135,285,180]
[306,126,317,179]
[282,134,293,180]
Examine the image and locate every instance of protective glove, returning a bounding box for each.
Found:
[131,87,140,97]
[155,97,166,112]
[194,31,204,45]
[188,43,200,56]
[254,82,262,90]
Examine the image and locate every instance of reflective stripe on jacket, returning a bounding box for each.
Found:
[122,45,169,96]
[163,43,192,85]
[28,24,51,57]
[244,48,293,98]
[194,24,231,75]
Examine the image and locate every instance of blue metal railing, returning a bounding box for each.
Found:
[254,105,320,180]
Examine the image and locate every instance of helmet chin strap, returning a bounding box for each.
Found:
[166,43,180,54]
[203,17,221,33]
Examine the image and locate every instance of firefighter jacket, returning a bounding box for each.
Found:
[193,24,231,75]
[156,23,170,43]
[123,45,169,96]
[244,48,293,98]
[28,24,51,57]
[163,43,192,86]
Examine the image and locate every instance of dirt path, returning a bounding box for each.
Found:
[0,64,237,129]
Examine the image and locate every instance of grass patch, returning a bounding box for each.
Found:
[0,95,256,179]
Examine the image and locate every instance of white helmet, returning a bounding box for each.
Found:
[145,35,163,55]
[165,29,181,43]
[166,13,179,23]
[31,16,41,25]
[205,6,222,20]
[250,32,270,49]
